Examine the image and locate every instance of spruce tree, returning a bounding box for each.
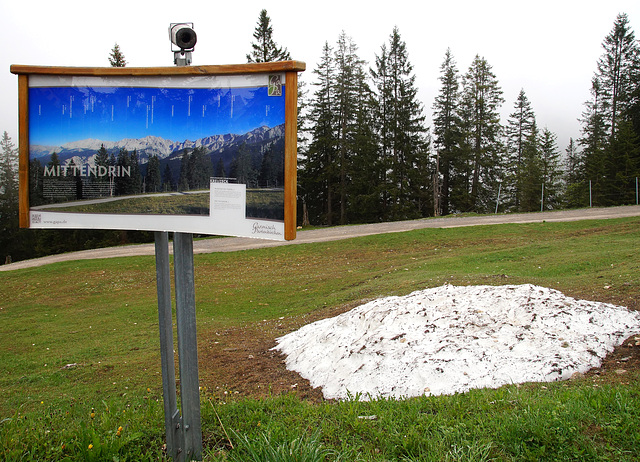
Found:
[432,49,462,216]
[162,164,173,191]
[579,77,609,205]
[519,122,542,212]
[48,152,61,169]
[564,138,585,207]
[215,157,226,178]
[178,151,190,191]
[115,148,131,195]
[146,155,162,193]
[188,147,213,189]
[370,43,392,219]
[371,27,430,220]
[29,158,44,206]
[580,13,640,206]
[230,144,256,187]
[246,10,291,63]
[95,144,110,173]
[108,43,127,67]
[0,132,19,263]
[300,42,338,225]
[596,13,639,143]
[332,32,369,224]
[129,149,142,194]
[505,89,537,210]
[456,55,505,213]
[539,128,564,210]
[346,50,380,223]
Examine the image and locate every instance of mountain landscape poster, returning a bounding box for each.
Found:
[12,62,304,240]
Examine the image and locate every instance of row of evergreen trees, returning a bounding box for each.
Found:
[30,143,272,206]
[2,11,639,262]
[295,13,640,225]
[567,13,640,207]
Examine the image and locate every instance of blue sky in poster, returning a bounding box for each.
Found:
[29,85,286,146]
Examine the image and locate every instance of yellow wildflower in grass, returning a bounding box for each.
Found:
[88,444,93,450]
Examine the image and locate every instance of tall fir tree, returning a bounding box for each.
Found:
[371,27,430,220]
[178,151,190,191]
[579,14,640,206]
[108,43,127,67]
[578,77,609,205]
[146,154,162,193]
[564,138,584,207]
[539,128,564,210]
[129,149,142,194]
[346,50,380,223]
[114,148,131,195]
[333,32,372,224]
[188,147,213,189]
[0,132,19,263]
[162,164,173,191]
[455,55,505,213]
[29,158,44,206]
[300,42,338,225]
[246,10,291,63]
[518,122,543,212]
[596,13,639,142]
[214,157,226,178]
[230,144,257,187]
[370,42,392,218]
[432,49,462,216]
[95,144,110,173]
[505,89,537,211]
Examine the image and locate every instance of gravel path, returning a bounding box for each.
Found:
[2,205,640,272]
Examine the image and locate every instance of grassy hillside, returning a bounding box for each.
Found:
[1,217,639,460]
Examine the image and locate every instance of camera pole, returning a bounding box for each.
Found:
[155,23,202,462]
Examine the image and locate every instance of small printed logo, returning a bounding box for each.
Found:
[31,213,42,224]
[252,222,280,236]
[268,75,282,97]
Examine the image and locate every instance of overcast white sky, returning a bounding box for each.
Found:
[2,0,639,153]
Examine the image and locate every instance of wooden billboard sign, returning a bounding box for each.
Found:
[10,61,305,241]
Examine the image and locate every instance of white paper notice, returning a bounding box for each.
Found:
[210,182,246,219]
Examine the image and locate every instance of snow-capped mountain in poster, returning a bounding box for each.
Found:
[29,124,285,168]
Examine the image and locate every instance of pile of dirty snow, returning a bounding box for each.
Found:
[273,284,640,400]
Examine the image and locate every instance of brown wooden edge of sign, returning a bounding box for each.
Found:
[10,61,306,239]
[17,74,29,229]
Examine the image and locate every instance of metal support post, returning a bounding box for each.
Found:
[173,232,203,460]
[155,231,202,461]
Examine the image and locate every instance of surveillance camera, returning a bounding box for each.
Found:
[169,23,197,50]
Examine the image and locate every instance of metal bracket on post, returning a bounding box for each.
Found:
[155,231,203,461]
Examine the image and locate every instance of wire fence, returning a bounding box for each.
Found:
[495,177,640,213]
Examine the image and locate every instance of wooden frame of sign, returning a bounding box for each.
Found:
[11,61,305,241]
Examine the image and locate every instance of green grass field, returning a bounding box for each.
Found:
[1,216,639,460]
[49,188,284,220]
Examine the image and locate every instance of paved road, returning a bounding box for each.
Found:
[2,205,640,272]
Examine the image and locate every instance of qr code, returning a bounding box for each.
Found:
[31,213,42,224]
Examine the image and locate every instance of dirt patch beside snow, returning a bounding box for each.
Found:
[198,285,640,402]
